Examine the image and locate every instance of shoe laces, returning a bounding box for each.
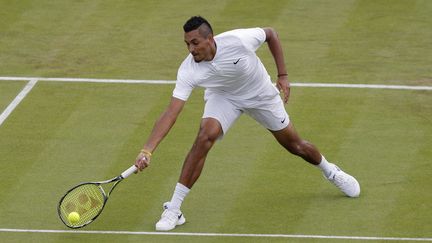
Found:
[328,167,350,188]
[161,208,181,225]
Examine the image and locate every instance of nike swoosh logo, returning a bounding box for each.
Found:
[233,58,241,64]
[178,213,182,219]
[281,118,286,123]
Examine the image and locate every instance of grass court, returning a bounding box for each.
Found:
[0,0,431,242]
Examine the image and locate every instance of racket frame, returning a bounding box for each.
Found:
[57,165,136,229]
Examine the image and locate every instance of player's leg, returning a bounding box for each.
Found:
[271,122,322,165]
[156,94,242,231]
[247,104,325,167]
[179,117,223,188]
[271,123,360,198]
[245,97,360,198]
[156,117,222,231]
[271,122,335,176]
[178,93,242,189]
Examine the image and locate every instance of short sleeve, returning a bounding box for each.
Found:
[172,66,194,101]
[233,28,266,52]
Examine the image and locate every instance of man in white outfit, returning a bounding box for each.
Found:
[135,16,360,231]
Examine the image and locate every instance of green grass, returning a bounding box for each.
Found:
[0,0,431,242]
[0,83,431,242]
[1,0,431,83]
[0,81,26,112]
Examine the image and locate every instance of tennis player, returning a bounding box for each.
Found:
[135,16,360,231]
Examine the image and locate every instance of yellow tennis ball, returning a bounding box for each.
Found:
[68,212,80,224]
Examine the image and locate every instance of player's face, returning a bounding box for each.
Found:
[184,29,215,63]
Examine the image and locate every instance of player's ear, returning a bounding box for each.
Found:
[207,33,215,42]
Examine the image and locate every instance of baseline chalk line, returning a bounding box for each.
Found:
[0,228,431,241]
[1,76,431,91]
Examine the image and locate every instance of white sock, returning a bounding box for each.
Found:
[169,183,190,210]
[316,155,334,177]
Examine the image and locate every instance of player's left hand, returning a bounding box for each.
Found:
[276,76,290,104]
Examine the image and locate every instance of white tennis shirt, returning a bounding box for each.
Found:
[173,28,279,102]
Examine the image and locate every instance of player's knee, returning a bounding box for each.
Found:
[197,119,222,144]
[196,127,219,145]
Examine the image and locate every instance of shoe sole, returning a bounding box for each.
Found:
[155,215,186,231]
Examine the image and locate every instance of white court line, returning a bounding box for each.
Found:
[0,79,38,127]
[0,76,175,84]
[1,76,430,126]
[0,228,431,241]
[0,76,431,90]
[290,82,432,91]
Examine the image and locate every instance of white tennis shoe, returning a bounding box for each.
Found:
[326,164,360,197]
[155,202,186,231]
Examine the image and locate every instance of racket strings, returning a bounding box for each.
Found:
[59,184,105,227]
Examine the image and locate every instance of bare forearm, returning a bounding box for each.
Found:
[264,27,287,76]
[135,97,185,171]
[264,27,290,103]
[143,97,185,153]
[143,109,178,152]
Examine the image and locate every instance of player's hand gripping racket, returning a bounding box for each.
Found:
[57,165,137,229]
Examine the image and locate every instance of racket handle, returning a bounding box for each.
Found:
[121,165,137,179]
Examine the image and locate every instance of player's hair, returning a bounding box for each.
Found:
[183,16,213,37]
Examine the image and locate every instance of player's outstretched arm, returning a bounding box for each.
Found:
[135,97,186,171]
[263,27,290,104]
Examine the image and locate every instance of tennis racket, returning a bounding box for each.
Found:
[57,165,137,229]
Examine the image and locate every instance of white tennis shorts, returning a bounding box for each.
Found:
[202,92,290,135]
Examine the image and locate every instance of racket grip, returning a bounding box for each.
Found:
[121,165,138,179]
